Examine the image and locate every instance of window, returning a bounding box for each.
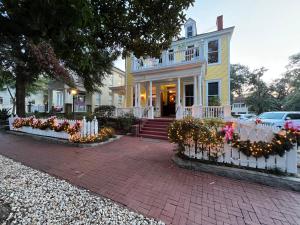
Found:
[207,82,220,106]
[118,95,122,106]
[185,84,194,106]
[168,49,174,62]
[286,114,300,120]
[96,93,101,105]
[0,97,3,104]
[56,91,63,106]
[10,98,14,104]
[208,40,219,64]
[187,26,193,38]
[185,45,194,61]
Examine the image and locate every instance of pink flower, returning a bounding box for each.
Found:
[222,125,234,142]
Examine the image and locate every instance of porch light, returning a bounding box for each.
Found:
[70,89,78,95]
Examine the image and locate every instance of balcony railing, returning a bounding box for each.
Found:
[132,47,205,72]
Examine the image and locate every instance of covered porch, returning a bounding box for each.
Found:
[120,65,231,119]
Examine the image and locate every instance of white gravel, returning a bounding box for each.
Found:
[0,155,164,225]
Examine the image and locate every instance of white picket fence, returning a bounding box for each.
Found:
[184,144,298,174]
[9,116,99,140]
[183,120,298,174]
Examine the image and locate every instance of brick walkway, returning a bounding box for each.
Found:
[0,132,300,225]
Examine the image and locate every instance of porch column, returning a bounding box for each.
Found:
[177,77,181,105]
[192,75,200,118]
[176,77,183,119]
[137,82,141,107]
[149,81,152,107]
[148,81,154,119]
[193,76,198,105]
[134,83,138,107]
[155,84,161,117]
[198,71,203,118]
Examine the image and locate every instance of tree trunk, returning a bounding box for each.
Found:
[16,72,26,117]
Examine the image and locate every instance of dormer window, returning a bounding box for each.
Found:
[184,18,197,38]
[187,26,193,38]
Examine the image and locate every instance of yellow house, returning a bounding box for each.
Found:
[123,16,234,119]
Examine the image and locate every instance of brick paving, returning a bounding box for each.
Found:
[0,132,300,225]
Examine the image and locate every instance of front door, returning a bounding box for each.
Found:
[161,89,176,117]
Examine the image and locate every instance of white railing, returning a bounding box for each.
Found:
[30,105,46,113]
[9,116,98,140]
[115,108,134,117]
[183,107,193,118]
[74,105,86,112]
[132,47,204,72]
[203,106,224,118]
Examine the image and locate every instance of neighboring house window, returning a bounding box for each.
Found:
[0,97,3,104]
[207,82,220,106]
[109,95,113,105]
[185,84,194,106]
[118,95,122,106]
[56,91,63,106]
[168,49,174,62]
[96,93,101,105]
[187,26,193,38]
[208,40,219,64]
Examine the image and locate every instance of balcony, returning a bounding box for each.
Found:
[131,46,205,73]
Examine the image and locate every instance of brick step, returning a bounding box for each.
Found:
[143,123,169,129]
[140,130,167,136]
[142,126,168,132]
[146,120,173,124]
[144,122,171,127]
[140,133,168,140]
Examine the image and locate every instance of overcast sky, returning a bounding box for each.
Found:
[114,0,300,83]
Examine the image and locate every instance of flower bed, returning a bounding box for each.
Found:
[168,117,299,174]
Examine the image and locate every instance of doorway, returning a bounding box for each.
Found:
[161,87,176,117]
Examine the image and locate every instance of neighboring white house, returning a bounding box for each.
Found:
[0,66,125,114]
[48,66,125,113]
[231,102,249,115]
[0,89,46,113]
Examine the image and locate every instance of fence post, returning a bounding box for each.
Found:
[286,145,297,174]
[82,116,87,137]
[93,116,98,135]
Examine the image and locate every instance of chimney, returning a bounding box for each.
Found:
[216,15,223,31]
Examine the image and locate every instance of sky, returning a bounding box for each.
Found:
[114,0,300,83]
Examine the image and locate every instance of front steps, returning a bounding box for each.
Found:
[139,118,174,140]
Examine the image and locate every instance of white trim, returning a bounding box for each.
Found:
[206,80,221,106]
[206,37,221,66]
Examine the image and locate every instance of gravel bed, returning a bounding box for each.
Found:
[0,155,164,225]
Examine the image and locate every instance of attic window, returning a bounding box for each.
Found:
[187,26,193,38]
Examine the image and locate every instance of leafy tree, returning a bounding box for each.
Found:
[245,68,278,114]
[0,0,194,116]
[230,64,250,102]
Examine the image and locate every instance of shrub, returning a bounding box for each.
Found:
[94,105,116,118]
[168,117,225,157]
[115,113,135,133]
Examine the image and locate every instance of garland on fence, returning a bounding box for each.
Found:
[12,116,81,136]
[69,127,115,143]
[224,124,299,158]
